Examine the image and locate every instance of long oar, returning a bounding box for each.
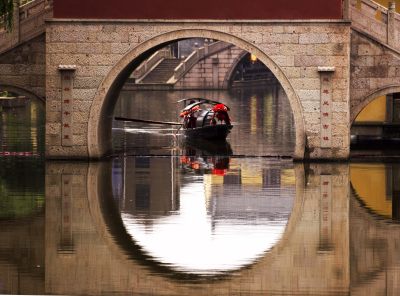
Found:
[115,116,182,126]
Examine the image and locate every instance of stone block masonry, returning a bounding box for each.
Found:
[0,34,46,100]
[350,29,400,122]
[45,20,351,160]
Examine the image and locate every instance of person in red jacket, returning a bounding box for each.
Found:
[212,103,231,125]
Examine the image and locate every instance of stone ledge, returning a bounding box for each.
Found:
[46,19,352,25]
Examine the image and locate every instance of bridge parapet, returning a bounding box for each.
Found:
[350,0,400,49]
[0,0,52,55]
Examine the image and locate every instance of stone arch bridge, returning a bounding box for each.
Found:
[1,0,400,160]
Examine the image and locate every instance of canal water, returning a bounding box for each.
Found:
[112,86,295,156]
[1,87,400,294]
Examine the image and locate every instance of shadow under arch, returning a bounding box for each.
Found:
[350,84,400,124]
[88,29,306,159]
[86,161,306,283]
[0,84,45,103]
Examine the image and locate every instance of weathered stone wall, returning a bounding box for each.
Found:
[174,45,244,89]
[0,34,45,100]
[45,20,351,160]
[350,29,400,122]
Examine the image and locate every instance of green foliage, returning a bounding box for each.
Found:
[0,191,44,219]
[0,90,9,97]
[0,0,14,32]
[0,158,45,219]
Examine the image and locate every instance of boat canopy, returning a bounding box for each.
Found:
[179,98,230,112]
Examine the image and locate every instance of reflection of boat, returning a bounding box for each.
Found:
[180,139,232,175]
[179,98,233,141]
[184,138,233,156]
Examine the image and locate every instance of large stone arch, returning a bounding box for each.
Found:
[350,84,400,123]
[88,29,306,159]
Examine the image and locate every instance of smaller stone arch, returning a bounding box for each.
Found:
[351,85,400,123]
[223,50,247,88]
[0,84,45,103]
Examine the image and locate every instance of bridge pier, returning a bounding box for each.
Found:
[45,20,351,160]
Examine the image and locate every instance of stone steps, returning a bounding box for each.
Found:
[141,58,182,83]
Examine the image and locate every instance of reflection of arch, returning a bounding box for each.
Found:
[350,164,393,220]
[88,29,305,159]
[0,84,45,103]
[350,185,400,295]
[351,85,400,123]
[86,161,305,283]
[351,183,393,221]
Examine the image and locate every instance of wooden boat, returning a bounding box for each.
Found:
[179,98,233,141]
[114,98,233,141]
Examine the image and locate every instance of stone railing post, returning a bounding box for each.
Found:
[204,42,209,55]
[11,0,20,45]
[387,2,398,48]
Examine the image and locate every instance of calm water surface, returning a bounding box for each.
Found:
[113,87,295,156]
[1,90,400,295]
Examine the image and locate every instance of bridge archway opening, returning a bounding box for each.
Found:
[0,84,45,156]
[89,30,305,159]
[0,84,45,103]
[226,52,278,88]
[351,86,400,151]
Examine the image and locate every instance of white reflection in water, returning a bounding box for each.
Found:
[113,127,174,135]
[122,179,290,275]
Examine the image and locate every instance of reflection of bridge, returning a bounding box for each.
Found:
[2,0,400,159]
[43,161,350,295]
[0,216,44,294]
[1,160,399,294]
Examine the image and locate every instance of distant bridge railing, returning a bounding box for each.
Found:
[171,41,233,83]
[350,0,400,49]
[0,0,53,55]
